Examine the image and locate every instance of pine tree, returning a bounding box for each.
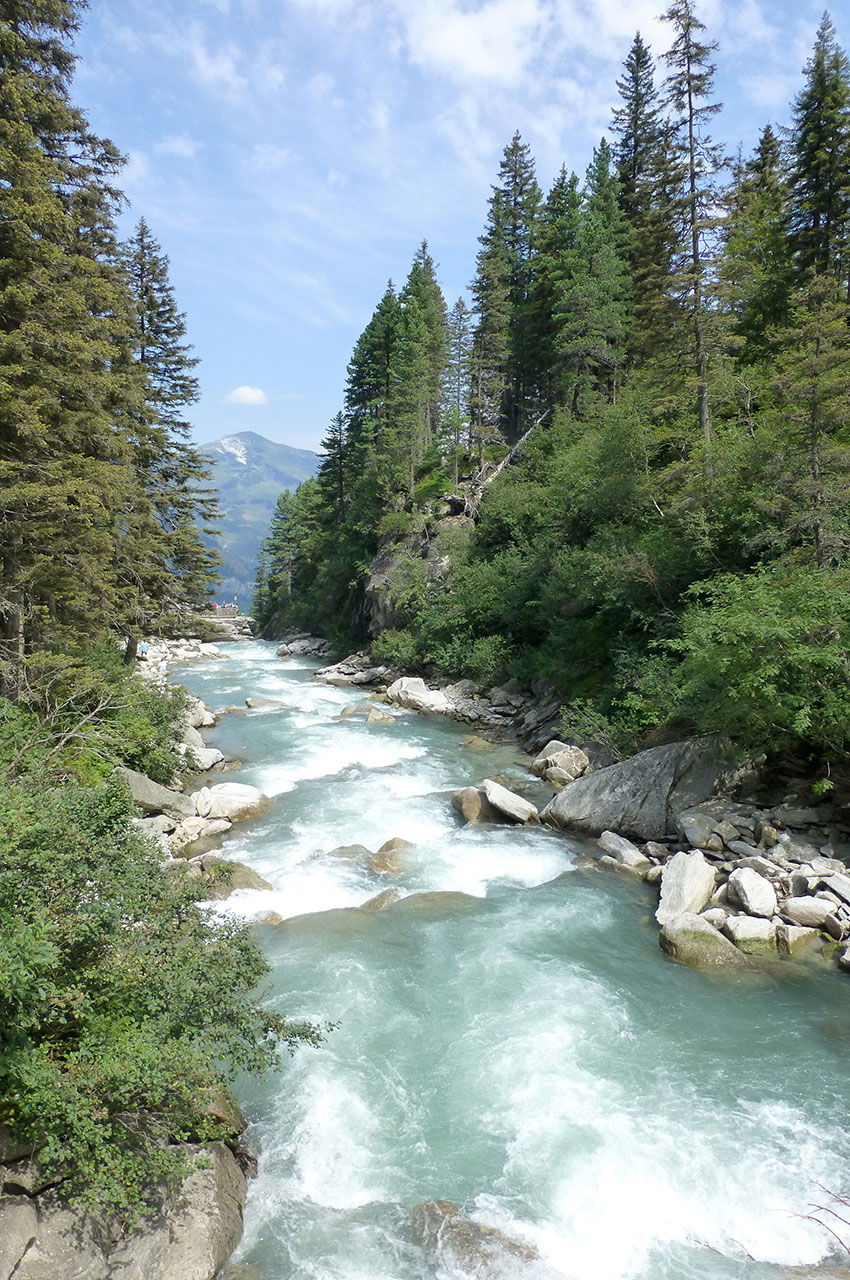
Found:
[443,298,473,481]
[720,125,792,364]
[661,0,725,451]
[0,0,142,689]
[554,141,631,413]
[526,166,582,414]
[611,32,679,365]
[120,219,221,628]
[400,241,448,451]
[470,133,541,445]
[788,13,850,289]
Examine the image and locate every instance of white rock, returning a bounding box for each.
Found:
[386,677,452,715]
[780,895,834,927]
[531,740,589,780]
[192,746,225,771]
[193,783,270,822]
[723,914,777,954]
[480,779,539,824]
[597,830,650,869]
[656,850,717,925]
[727,867,777,918]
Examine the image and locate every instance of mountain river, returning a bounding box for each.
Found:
[179,639,850,1280]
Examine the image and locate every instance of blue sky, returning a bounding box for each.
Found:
[71,0,844,453]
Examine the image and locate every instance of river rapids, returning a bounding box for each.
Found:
[179,640,850,1280]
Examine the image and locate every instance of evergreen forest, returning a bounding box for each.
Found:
[0,0,318,1218]
[254,5,850,783]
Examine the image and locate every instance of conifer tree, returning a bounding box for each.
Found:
[120,219,220,628]
[554,142,631,413]
[788,13,850,289]
[721,126,792,364]
[526,166,581,414]
[661,0,725,450]
[400,242,448,450]
[470,133,541,445]
[444,298,473,479]
[0,0,141,688]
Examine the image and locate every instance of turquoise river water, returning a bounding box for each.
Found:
[179,640,850,1280]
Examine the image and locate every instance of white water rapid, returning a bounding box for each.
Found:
[179,640,850,1280]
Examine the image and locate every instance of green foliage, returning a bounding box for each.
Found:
[0,772,323,1220]
[658,566,850,756]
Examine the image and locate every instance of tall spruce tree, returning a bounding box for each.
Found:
[526,166,581,415]
[400,242,448,451]
[470,133,541,445]
[661,0,724,451]
[788,13,850,290]
[120,219,220,633]
[721,125,792,364]
[610,32,678,363]
[554,141,631,413]
[0,0,142,690]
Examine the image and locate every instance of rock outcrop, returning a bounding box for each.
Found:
[0,1143,247,1280]
[541,741,721,840]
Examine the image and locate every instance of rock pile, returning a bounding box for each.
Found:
[575,791,850,970]
[312,653,562,744]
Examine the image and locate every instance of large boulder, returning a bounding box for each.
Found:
[194,858,274,899]
[655,850,717,925]
[659,912,754,971]
[480,779,539,825]
[0,1196,37,1279]
[781,896,834,927]
[727,868,777,918]
[114,766,195,820]
[723,915,777,956]
[192,784,270,823]
[451,787,500,825]
[190,747,226,772]
[541,741,721,840]
[105,1144,246,1280]
[385,677,451,715]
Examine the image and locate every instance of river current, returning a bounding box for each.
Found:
[179,640,850,1280]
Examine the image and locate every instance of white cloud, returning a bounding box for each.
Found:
[224,385,268,404]
[156,134,200,158]
[401,0,549,84]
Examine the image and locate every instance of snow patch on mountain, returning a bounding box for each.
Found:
[216,435,248,465]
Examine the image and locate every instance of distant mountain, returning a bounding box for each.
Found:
[199,430,320,605]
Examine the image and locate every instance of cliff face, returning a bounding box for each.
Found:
[364,511,475,639]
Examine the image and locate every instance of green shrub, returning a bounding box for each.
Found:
[0,773,322,1221]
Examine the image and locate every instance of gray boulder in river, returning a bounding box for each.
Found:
[542,740,720,840]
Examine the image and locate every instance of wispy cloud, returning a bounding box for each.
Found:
[155,134,201,158]
[225,385,268,404]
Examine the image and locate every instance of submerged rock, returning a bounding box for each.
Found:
[407,1200,539,1273]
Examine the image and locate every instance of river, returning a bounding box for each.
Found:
[179,639,850,1280]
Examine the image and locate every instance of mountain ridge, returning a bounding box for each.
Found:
[199,430,320,605]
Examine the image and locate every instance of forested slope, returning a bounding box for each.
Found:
[255,4,850,784]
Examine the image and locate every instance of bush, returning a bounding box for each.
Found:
[661,565,850,759]
[0,773,322,1221]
